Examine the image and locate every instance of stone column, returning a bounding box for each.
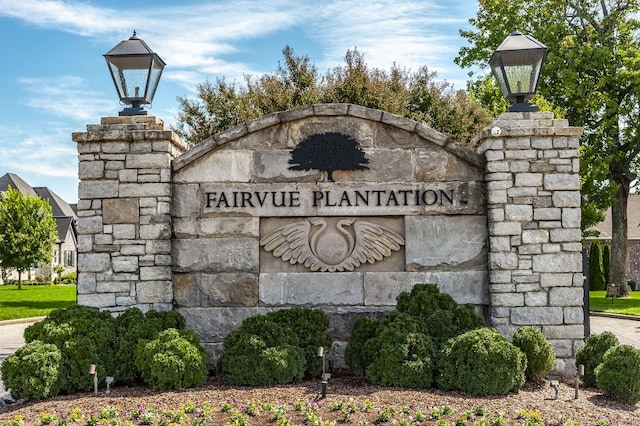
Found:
[72,116,187,312]
[476,112,583,376]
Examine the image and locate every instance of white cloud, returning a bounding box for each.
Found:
[18,76,115,122]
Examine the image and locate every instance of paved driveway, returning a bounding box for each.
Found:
[589,314,640,347]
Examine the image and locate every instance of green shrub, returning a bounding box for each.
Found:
[603,244,611,285]
[575,331,619,387]
[588,240,606,291]
[114,308,186,384]
[218,314,306,386]
[0,340,62,400]
[396,283,457,320]
[344,316,380,376]
[512,326,556,381]
[628,278,637,291]
[53,272,77,285]
[595,345,640,404]
[437,328,526,396]
[365,313,435,388]
[266,308,333,379]
[23,304,116,394]
[425,305,485,345]
[135,328,208,390]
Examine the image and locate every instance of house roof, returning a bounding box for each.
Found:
[0,173,38,197]
[589,193,640,240]
[34,187,77,219]
[0,172,78,243]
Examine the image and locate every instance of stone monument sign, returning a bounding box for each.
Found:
[73,103,583,376]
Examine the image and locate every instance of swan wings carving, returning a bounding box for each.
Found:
[260,218,404,272]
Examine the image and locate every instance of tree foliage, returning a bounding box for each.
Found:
[456,0,640,294]
[0,186,58,289]
[174,46,492,146]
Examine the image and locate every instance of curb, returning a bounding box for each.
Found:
[0,317,45,326]
[590,311,640,321]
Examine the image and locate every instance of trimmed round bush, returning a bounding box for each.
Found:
[1,340,62,400]
[512,326,556,381]
[365,314,435,388]
[575,331,619,387]
[595,344,640,404]
[22,304,116,394]
[218,314,306,386]
[266,308,333,379]
[135,328,208,390]
[437,328,526,396]
[344,316,380,376]
[396,283,457,320]
[114,308,187,384]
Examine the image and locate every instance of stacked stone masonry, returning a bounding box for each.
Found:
[72,116,188,312]
[476,112,583,375]
[73,105,583,378]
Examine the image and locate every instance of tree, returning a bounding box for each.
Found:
[588,240,606,291]
[456,0,640,295]
[289,132,369,181]
[603,243,611,285]
[0,186,58,289]
[174,46,492,147]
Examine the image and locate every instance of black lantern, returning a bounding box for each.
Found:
[489,28,547,112]
[104,31,166,116]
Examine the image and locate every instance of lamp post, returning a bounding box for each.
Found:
[489,28,547,112]
[104,31,166,116]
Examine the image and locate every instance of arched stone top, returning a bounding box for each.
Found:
[172,103,485,173]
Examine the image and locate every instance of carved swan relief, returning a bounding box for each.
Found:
[260,218,405,272]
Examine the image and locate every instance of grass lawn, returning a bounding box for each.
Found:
[589,290,640,316]
[0,284,76,321]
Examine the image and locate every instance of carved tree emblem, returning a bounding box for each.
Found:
[260,218,404,272]
[288,132,369,181]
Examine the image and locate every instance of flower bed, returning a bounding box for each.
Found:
[0,374,637,425]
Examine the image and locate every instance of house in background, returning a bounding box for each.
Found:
[585,193,640,284]
[0,172,77,282]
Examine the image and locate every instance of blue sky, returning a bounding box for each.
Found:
[0,0,483,204]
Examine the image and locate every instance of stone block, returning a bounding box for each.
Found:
[198,217,259,237]
[515,173,542,187]
[505,204,533,221]
[173,273,259,307]
[405,216,487,268]
[259,272,364,305]
[78,253,111,272]
[552,191,580,207]
[79,180,118,199]
[549,287,583,306]
[323,306,390,340]
[564,307,584,324]
[544,174,580,190]
[173,238,259,273]
[490,222,521,236]
[522,230,549,244]
[525,292,548,306]
[562,208,581,228]
[77,274,96,294]
[534,208,561,221]
[77,216,103,234]
[140,224,171,240]
[96,280,131,293]
[542,324,584,340]
[171,184,199,218]
[177,307,268,342]
[552,339,574,358]
[113,224,136,239]
[489,252,518,269]
[103,198,139,224]
[492,292,524,307]
[112,256,138,273]
[364,271,489,306]
[550,229,581,243]
[77,293,115,308]
[125,153,170,169]
[533,253,582,273]
[254,150,320,182]
[511,307,563,325]
[174,150,253,183]
[79,161,104,179]
[137,280,173,303]
[119,183,170,197]
[140,266,171,281]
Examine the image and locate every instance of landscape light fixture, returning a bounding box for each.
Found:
[104,31,166,116]
[489,28,547,112]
